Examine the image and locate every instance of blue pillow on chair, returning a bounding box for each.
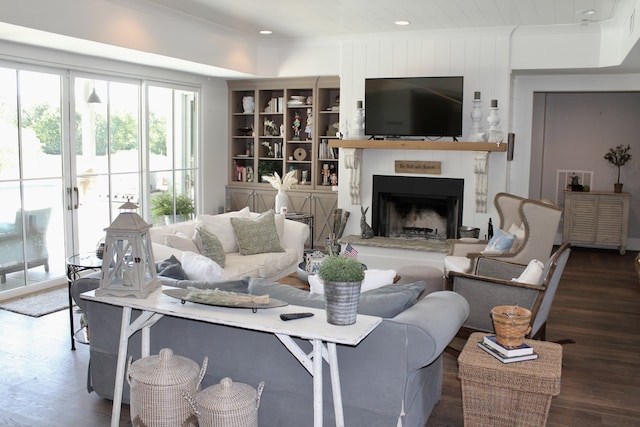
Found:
[483,229,516,253]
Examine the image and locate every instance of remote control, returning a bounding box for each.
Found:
[280,312,314,321]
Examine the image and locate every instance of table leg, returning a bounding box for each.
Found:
[327,343,345,427]
[111,306,132,427]
[68,279,75,350]
[312,338,323,427]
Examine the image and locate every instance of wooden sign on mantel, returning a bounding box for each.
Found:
[395,160,441,175]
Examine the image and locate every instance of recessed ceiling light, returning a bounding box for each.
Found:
[576,9,596,16]
[259,30,272,35]
[394,20,410,26]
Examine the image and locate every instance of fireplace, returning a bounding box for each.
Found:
[372,175,464,241]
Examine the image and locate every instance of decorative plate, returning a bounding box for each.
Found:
[293,147,307,161]
[163,288,288,313]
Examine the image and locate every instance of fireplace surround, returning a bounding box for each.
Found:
[372,175,464,241]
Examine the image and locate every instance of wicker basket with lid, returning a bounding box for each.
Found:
[184,377,265,427]
[127,348,208,427]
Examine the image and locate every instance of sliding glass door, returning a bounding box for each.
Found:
[0,67,66,293]
[0,64,200,296]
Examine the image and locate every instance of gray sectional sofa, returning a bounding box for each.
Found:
[75,276,469,427]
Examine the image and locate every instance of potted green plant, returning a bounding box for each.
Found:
[318,255,366,325]
[604,144,632,193]
[150,191,195,224]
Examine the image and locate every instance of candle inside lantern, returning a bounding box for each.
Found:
[491,99,498,108]
[474,91,481,100]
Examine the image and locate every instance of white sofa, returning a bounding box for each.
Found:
[149,208,310,282]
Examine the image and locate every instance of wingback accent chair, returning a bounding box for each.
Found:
[0,208,52,283]
[448,243,571,340]
[445,192,563,275]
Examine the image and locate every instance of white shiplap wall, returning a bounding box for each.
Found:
[336,30,513,239]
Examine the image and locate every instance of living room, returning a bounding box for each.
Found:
[0,1,639,426]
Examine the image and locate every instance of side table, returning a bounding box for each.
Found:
[458,332,562,427]
[286,212,314,248]
[67,253,102,350]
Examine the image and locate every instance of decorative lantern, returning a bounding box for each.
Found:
[97,201,160,298]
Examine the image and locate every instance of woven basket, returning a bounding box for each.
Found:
[491,305,532,348]
[127,348,207,427]
[324,280,362,325]
[184,377,265,427]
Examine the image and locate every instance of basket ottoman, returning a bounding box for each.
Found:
[458,332,562,427]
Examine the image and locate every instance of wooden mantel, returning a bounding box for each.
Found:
[330,139,503,213]
[328,139,507,152]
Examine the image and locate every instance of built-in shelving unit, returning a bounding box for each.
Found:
[329,139,507,152]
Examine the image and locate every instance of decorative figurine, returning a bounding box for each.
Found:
[360,206,374,239]
[488,218,494,240]
[322,164,330,185]
[330,173,338,186]
[304,108,312,140]
[292,112,301,140]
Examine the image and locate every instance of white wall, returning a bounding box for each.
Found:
[335,30,513,239]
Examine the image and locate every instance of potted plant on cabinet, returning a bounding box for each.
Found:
[317,255,365,325]
[150,191,195,224]
[604,144,632,193]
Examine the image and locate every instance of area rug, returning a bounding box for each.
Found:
[0,286,69,318]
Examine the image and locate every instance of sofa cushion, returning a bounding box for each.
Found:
[181,251,227,282]
[249,279,426,319]
[231,210,285,255]
[195,225,226,267]
[196,207,251,253]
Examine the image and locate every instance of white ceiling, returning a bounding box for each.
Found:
[125,0,628,39]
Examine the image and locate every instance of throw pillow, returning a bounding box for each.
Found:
[181,251,227,282]
[194,225,226,267]
[482,228,516,254]
[508,222,526,253]
[512,259,545,285]
[164,232,199,253]
[156,255,189,280]
[196,207,251,253]
[249,278,426,319]
[308,269,397,294]
[230,210,285,255]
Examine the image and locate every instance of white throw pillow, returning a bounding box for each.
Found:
[181,251,227,282]
[308,269,396,294]
[512,259,545,285]
[164,232,199,253]
[508,222,526,253]
[196,207,251,254]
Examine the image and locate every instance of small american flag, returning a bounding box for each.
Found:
[343,243,358,259]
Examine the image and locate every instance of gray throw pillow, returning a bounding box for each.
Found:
[195,225,226,267]
[156,255,189,280]
[248,278,426,319]
[230,210,284,255]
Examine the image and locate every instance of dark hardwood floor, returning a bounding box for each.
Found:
[0,247,638,426]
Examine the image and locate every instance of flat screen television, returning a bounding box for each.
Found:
[364,76,464,138]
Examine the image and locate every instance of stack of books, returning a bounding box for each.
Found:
[477,335,538,363]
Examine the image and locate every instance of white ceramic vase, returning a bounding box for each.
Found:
[242,96,254,113]
[275,189,288,214]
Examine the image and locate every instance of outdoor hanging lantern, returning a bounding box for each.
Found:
[97,200,160,298]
